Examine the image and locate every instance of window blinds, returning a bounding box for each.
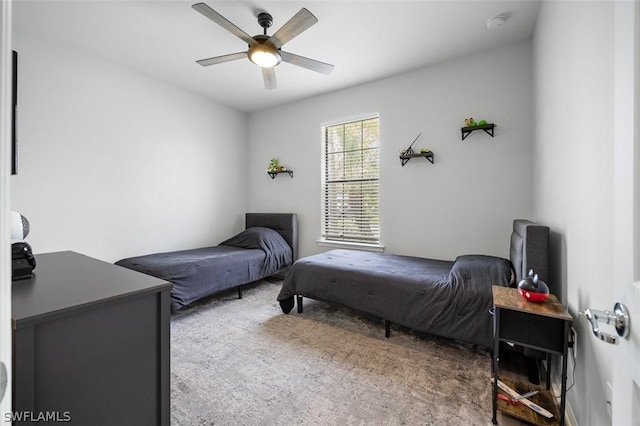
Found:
[322,117,380,244]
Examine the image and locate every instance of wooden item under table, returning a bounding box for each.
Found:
[491,286,573,426]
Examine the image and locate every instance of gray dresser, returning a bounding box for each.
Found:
[12,251,171,425]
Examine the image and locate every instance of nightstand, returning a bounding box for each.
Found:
[491,286,573,426]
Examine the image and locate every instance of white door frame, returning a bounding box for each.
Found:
[0,0,12,422]
[612,0,639,424]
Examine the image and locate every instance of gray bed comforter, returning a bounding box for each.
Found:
[116,227,292,311]
[277,249,512,347]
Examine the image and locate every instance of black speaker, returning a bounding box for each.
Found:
[12,242,36,281]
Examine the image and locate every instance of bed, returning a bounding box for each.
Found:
[116,213,297,311]
[277,219,548,348]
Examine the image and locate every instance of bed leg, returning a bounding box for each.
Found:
[385,320,391,338]
[238,286,243,299]
[296,295,303,313]
[279,297,294,314]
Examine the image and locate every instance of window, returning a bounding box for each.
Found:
[321,116,380,245]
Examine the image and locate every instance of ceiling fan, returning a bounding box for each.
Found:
[192,2,334,90]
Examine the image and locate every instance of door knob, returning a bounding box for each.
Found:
[579,303,630,344]
[0,361,6,403]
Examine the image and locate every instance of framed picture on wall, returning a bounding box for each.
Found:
[11,50,17,175]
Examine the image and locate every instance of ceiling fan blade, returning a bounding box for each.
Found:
[196,52,247,66]
[269,8,318,49]
[262,67,277,90]
[192,3,256,47]
[280,51,334,75]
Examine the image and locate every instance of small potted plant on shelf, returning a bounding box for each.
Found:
[267,157,287,173]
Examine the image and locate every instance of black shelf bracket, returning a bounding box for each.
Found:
[461,123,495,140]
[267,170,293,179]
[399,152,434,166]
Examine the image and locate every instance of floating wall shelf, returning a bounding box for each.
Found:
[267,170,293,179]
[399,151,434,166]
[461,123,495,140]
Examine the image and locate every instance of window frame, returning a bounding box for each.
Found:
[318,115,383,251]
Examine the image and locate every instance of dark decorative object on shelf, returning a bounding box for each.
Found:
[400,151,434,166]
[267,170,294,179]
[517,269,550,303]
[399,133,434,166]
[461,122,495,140]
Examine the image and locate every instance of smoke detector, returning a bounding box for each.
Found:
[486,15,506,30]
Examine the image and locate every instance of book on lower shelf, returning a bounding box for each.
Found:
[495,377,560,426]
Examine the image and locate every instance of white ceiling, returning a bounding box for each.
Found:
[12,0,541,114]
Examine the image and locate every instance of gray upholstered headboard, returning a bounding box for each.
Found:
[510,219,549,285]
[245,213,298,261]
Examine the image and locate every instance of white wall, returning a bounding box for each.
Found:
[532,2,615,425]
[248,40,534,261]
[0,1,12,420]
[11,31,249,263]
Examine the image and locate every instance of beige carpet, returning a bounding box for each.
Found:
[170,279,496,425]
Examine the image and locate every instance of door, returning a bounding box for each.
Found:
[612,1,639,425]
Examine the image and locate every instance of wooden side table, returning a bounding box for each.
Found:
[491,286,573,426]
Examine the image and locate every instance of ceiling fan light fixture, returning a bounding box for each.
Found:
[248,44,281,68]
[193,4,333,89]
